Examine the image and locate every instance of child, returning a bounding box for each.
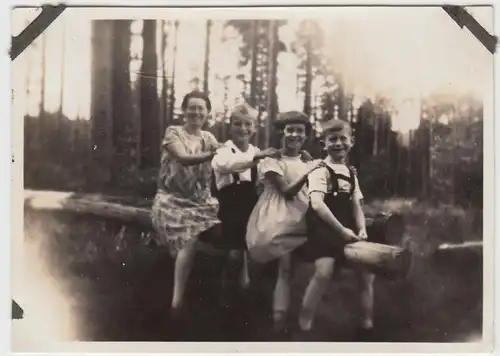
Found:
[245,111,324,334]
[211,103,280,309]
[298,119,375,339]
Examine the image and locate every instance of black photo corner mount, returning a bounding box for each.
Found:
[12,300,24,320]
[10,4,67,61]
[442,5,497,54]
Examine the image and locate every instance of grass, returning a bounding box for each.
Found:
[17,197,483,343]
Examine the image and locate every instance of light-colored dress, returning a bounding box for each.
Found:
[245,155,313,263]
[151,126,220,257]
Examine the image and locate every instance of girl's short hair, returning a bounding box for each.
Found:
[273,110,312,134]
[230,103,259,123]
[181,90,212,112]
[271,110,312,148]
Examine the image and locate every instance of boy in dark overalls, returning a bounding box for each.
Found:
[211,103,279,309]
[297,119,375,339]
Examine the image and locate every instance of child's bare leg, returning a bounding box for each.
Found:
[239,251,250,289]
[356,268,375,330]
[225,249,244,295]
[273,254,292,328]
[299,257,335,331]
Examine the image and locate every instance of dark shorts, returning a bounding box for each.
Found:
[220,219,248,250]
[295,210,349,263]
[294,232,346,263]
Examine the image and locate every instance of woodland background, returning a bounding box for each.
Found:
[17,14,483,209]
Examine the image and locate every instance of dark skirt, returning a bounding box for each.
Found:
[200,182,257,251]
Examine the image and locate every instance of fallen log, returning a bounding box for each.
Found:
[365,212,405,246]
[432,241,483,262]
[24,190,153,229]
[24,189,412,277]
[24,190,404,242]
[344,241,413,278]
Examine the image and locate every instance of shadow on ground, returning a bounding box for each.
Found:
[21,209,482,342]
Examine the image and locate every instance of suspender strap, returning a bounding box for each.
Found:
[230,148,241,183]
[250,164,258,184]
[348,166,356,196]
[325,165,356,196]
[213,147,257,193]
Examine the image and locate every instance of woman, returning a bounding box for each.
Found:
[152,90,221,314]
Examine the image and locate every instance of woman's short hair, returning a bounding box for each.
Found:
[181,90,212,112]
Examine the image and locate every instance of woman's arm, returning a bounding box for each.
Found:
[166,141,214,166]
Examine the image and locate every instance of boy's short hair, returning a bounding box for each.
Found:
[230,103,259,123]
[319,119,352,138]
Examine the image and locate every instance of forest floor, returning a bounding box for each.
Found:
[18,197,483,343]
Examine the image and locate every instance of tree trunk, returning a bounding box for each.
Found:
[167,21,179,125]
[373,112,379,155]
[266,20,279,148]
[203,20,212,94]
[39,32,47,160]
[90,21,114,188]
[56,22,66,166]
[249,20,259,146]
[111,20,140,184]
[303,37,312,117]
[140,20,159,168]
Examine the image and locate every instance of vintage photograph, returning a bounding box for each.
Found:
[12,5,493,351]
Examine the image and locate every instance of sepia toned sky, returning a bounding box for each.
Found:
[11,6,493,130]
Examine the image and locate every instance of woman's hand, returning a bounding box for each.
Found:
[210,142,225,153]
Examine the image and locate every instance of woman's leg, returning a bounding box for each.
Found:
[273,254,292,329]
[299,257,336,331]
[171,238,199,310]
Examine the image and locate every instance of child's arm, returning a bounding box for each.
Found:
[352,198,367,238]
[265,161,322,200]
[351,176,367,238]
[310,191,359,242]
[212,147,279,174]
